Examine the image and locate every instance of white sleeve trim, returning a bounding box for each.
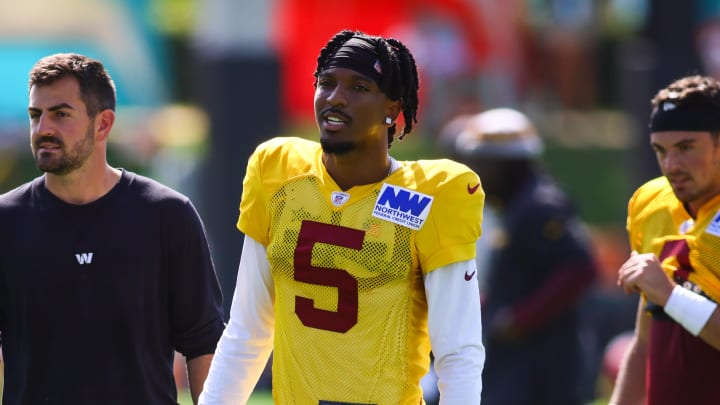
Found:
[199,235,275,405]
[425,259,485,404]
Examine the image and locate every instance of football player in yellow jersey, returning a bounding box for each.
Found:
[612,75,720,405]
[199,30,485,404]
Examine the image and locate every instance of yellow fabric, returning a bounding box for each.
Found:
[237,137,484,405]
[627,176,720,303]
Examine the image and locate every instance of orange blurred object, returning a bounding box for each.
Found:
[271,0,489,123]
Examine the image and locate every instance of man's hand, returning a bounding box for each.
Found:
[617,251,675,306]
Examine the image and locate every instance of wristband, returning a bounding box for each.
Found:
[664,285,717,336]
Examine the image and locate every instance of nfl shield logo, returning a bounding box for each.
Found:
[331,191,351,207]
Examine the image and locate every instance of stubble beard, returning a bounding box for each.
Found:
[320,138,355,155]
[33,126,95,175]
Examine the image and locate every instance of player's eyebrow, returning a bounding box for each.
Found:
[28,102,76,114]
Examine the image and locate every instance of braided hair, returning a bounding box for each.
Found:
[314,30,420,147]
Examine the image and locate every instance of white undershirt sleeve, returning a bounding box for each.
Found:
[199,235,275,405]
[425,259,485,405]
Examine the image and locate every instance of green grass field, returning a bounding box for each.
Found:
[178,389,273,404]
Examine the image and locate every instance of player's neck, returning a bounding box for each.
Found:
[44,163,122,205]
[323,153,392,191]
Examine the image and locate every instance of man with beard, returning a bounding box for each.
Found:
[199,30,485,404]
[612,75,720,405]
[0,53,224,404]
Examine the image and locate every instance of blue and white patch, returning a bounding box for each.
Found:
[679,218,694,235]
[706,210,720,237]
[331,191,351,207]
[372,183,433,230]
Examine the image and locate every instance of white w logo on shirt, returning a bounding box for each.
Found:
[75,252,94,265]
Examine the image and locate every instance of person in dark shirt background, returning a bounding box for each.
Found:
[447,107,598,405]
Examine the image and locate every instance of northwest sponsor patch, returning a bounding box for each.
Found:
[706,210,720,237]
[372,183,432,230]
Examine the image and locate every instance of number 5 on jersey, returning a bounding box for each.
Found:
[294,220,364,333]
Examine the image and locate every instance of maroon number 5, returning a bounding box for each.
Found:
[294,221,365,332]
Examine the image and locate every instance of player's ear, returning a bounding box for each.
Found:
[385,99,400,124]
[94,109,115,141]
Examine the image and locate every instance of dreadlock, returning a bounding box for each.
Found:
[314,30,420,147]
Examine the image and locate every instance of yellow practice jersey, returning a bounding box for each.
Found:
[237,137,484,404]
[627,176,720,303]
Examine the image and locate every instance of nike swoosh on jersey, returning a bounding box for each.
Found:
[464,270,476,281]
[467,183,480,194]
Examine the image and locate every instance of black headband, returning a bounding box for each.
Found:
[323,37,384,86]
[649,95,720,132]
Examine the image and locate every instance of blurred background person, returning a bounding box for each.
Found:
[445,108,598,405]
